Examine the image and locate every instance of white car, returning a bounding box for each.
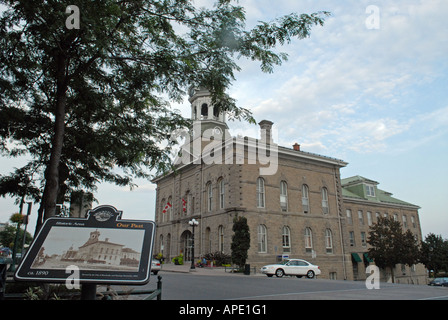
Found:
[151,259,162,275]
[261,259,321,279]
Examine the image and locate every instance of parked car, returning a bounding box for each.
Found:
[151,259,161,275]
[428,277,448,287]
[261,259,321,279]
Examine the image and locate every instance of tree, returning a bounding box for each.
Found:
[231,215,250,269]
[420,233,448,277]
[0,0,330,232]
[367,217,420,283]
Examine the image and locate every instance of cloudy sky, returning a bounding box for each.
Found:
[1,0,447,239]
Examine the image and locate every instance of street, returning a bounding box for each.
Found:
[128,269,448,300]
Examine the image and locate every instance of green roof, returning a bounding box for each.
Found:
[341,175,419,208]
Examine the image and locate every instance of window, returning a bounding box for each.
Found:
[346,209,352,225]
[256,178,265,208]
[167,196,173,221]
[393,213,398,221]
[304,227,313,253]
[411,216,416,228]
[349,231,355,246]
[325,229,333,254]
[365,184,375,197]
[207,182,213,212]
[361,232,367,247]
[258,225,267,253]
[302,184,309,213]
[402,215,407,228]
[160,198,166,222]
[322,187,329,214]
[218,225,224,252]
[213,105,220,118]
[358,210,364,225]
[282,226,291,253]
[184,191,190,215]
[367,211,372,226]
[280,181,288,212]
[218,178,225,209]
[187,192,193,215]
[201,103,208,118]
[375,212,380,221]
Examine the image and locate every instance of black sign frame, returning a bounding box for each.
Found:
[14,205,156,285]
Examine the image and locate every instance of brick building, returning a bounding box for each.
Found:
[152,88,426,283]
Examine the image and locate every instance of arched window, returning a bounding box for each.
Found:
[167,196,173,221]
[159,234,164,255]
[160,198,165,222]
[256,177,265,208]
[218,225,224,253]
[302,185,309,213]
[205,227,211,253]
[325,229,333,254]
[280,181,288,212]
[322,187,329,214]
[282,226,291,253]
[305,227,313,253]
[218,178,225,209]
[201,103,208,118]
[213,105,220,118]
[206,182,213,212]
[258,225,267,253]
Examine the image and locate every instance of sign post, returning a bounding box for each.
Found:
[14,205,156,299]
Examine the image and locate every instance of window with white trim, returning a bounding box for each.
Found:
[280,181,288,212]
[256,177,265,208]
[365,184,375,197]
[258,224,267,253]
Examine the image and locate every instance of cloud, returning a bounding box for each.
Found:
[228,0,448,159]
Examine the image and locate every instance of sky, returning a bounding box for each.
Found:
[1,0,447,239]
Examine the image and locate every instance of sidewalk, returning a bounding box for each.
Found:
[159,263,263,277]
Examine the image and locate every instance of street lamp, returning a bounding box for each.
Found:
[188,218,199,270]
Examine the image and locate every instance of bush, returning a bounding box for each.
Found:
[203,251,231,266]
[172,253,184,265]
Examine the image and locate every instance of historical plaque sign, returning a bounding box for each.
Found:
[14,205,156,285]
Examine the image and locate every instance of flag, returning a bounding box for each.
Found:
[162,202,172,214]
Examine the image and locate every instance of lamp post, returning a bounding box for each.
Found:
[189,218,199,270]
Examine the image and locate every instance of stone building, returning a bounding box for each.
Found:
[152,88,426,283]
[341,176,426,284]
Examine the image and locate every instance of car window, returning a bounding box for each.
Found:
[297,261,309,266]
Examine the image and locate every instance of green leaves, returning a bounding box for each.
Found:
[0,0,330,218]
[367,217,420,281]
[231,215,250,269]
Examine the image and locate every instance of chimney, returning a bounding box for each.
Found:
[258,120,273,143]
[293,143,300,151]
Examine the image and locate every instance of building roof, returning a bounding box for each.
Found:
[341,176,420,209]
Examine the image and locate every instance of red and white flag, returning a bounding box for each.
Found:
[162,202,172,214]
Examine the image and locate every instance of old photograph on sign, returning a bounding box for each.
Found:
[31,227,145,272]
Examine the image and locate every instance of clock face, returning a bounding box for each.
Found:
[214,126,223,135]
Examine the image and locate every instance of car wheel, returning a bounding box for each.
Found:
[275,269,285,278]
[306,270,315,279]
[152,271,159,275]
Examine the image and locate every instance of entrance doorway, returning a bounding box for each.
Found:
[180,230,193,262]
